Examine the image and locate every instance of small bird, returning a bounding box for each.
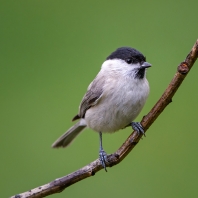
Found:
[52,47,151,171]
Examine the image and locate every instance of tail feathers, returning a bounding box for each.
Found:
[52,121,86,148]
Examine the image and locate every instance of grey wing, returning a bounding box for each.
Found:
[72,76,105,121]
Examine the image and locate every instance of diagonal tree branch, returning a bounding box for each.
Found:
[12,40,198,198]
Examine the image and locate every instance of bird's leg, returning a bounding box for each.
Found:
[131,122,146,137]
[99,132,108,172]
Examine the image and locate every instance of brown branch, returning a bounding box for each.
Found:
[12,40,198,198]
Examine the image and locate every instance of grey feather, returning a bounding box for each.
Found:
[52,121,86,148]
[77,75,105,119]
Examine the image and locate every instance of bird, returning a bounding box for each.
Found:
[52,47,151,171]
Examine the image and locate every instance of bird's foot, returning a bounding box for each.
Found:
[131,122,145,137]
[99,149,108,172]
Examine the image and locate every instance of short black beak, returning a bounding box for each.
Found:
[141,62,152,68]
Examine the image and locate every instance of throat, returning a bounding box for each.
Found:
[135,68,145,79]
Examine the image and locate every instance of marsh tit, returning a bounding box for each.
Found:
[52,47,151,171]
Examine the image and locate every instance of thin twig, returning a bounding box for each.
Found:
[12,40,198,198]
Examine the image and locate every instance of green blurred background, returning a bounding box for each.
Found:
[1,0,198,197]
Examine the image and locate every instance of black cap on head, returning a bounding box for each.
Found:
[106,47,146,64]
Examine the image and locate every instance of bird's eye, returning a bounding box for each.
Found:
[126,58,132,64]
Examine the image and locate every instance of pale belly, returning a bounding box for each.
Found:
[85,79,149,133]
